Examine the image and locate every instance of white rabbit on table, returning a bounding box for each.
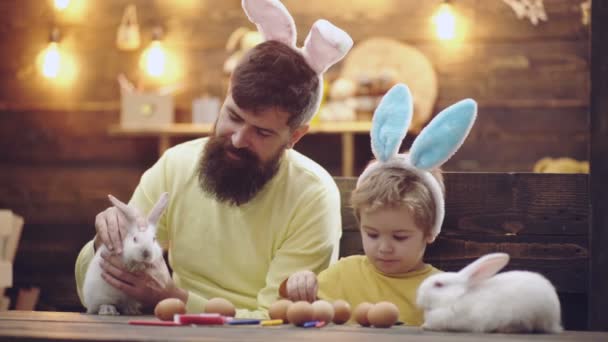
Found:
[417,253,563,333]
[82,193,169,315]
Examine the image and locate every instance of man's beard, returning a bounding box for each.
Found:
[198,135,283,206]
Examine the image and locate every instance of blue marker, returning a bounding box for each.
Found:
[227,318,262,325]
[302,320,319,328]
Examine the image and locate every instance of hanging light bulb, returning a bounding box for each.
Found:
[54,0,71,11]
[141,27,167,78]
[40,28,62,78]
[433,1,456,40]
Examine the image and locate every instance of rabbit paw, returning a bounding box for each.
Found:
[122,302,142,315]
[98,304,120,316]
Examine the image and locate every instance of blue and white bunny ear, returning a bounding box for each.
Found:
[242,0,297,48]
[370,84,413,162]
[410,99,477,170]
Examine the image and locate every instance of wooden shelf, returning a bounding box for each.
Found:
[108,121,372,176]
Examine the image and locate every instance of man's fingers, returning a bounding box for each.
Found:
[101,272,137,297]
[306,275,317,302]
[297,276,308,302]
[286,277,296,300]
[100,260,138,285]
[104,208,124,254]
[95,213,111,250]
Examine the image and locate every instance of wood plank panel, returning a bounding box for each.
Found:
[588,0,608,331]
[0,40,588,105]
[0,106,588,173]
[0,166,144,224]
[336,174,589,294]
[2,311,607,341]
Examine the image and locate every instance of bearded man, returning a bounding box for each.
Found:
[75,0,353,318]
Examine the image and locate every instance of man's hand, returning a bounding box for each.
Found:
[286,270,318,302]
[94,208,142,254]
[100,251,188,309]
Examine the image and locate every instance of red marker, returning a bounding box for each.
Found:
[128,320,183,327]
[175,314,226,325]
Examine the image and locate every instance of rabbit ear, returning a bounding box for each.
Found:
[301,19,353,74]
[410,99,477,170]
[147,192,169,228]
[242,0,296,48]
[370,83,413,162]
[460,253,510,286]
[108,194,139,222]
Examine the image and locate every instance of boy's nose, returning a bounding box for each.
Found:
[378,241,393,253]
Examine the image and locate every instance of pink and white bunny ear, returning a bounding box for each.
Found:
[301,19,354,74]
[460,253,510,287]
[147,192,169,228]
[242,0,297,48]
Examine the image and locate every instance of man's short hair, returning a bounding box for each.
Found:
[230,41,320,129]
[350,166,445,237]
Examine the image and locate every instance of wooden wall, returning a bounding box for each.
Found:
[0,0,591,325]
[337,174,589,330]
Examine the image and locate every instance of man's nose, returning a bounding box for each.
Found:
[231,127,250,149]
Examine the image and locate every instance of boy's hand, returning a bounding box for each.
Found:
[286,270,318,302]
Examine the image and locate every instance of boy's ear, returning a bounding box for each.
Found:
[287,124,309,149]
[425,233,436,244]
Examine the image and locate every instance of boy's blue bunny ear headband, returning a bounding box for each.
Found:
[357,84,477,240]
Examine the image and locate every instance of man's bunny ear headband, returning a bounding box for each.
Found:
[242,0,353,123]
[358,84,477,240]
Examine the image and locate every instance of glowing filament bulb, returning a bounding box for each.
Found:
[434,2,456,40]
[143,41,166,77]
[54,0,71,11]
[42,42,61,78]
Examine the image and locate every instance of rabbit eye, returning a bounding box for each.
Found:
[434,281,444,288]
[133,236,138,243]
[153,237,156,242]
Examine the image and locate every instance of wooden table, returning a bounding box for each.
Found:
[1,311,607,342]
[108,121,372,177]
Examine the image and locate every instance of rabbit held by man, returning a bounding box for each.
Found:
[82,193,169,315]
[416,253,562,333]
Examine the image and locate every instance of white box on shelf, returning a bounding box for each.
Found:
[120,91,174,127]
[192,96,220,124]
[0,210,23,263]
[0,261,11,288]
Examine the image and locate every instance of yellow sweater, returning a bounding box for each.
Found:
[75,138,342,318]
[317,255,440,326]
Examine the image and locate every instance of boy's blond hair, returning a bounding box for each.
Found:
[351,166,444,237]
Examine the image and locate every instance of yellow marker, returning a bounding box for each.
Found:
[260,319,283,326]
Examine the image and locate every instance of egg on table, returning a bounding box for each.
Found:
[286,301,314,326]
[269,299,293,322]
[367,302,399,328]
[311,300,334,323]
[354,302,373,326]
[154,298,186,321]
[205,297,236,317]
[332,300,351,324]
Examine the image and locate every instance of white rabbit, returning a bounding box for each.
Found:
[416,253,562,333]
[82,193,169,315]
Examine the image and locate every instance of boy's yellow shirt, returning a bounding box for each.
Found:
[317,255,440,326]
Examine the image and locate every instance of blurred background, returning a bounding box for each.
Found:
[0,0,591,313]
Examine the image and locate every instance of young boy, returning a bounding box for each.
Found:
[283,84,477,326]
[285,165,444,326]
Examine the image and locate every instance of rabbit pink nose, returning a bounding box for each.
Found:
[142,250,150,260]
